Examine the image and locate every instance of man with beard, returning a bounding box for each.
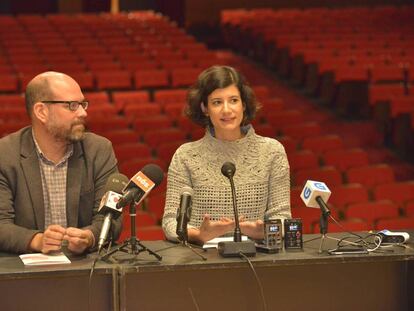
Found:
[0,72,121,254]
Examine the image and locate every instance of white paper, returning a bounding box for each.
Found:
[19,252,71,266]
[203,236,248,249]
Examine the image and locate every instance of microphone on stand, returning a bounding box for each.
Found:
[99,164,165,261]
[97,173,129,253]
[300,180,332,253]
[218,162,256,257]
[176,186,193,242]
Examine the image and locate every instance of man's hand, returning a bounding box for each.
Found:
[29,224,66,254]
[188,214,235,244]
[64,227,94,254]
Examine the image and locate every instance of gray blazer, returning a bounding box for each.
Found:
[0,126,121,253]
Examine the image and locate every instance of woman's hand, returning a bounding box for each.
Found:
[188,214,234,245]
[239,219,264,240]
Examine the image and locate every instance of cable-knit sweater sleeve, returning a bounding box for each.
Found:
[162,144,191,241]
[265,138,292,222]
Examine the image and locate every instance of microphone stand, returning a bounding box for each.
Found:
[100,201,162,262]
[178,239,207,261]
[317,214,366,253]
[318,213,329,254]
[218,175,256,257]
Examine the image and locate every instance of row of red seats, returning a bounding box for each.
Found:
[220,6,414,164]
[0,67,215,93]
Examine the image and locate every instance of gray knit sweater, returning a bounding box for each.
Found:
[162,125,291,241]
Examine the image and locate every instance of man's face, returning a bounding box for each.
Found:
[45,81,87,143]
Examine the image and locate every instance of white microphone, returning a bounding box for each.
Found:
[117,164,164,209]
[300,180,331,217]
[97,173,129,253]
[176,186,193,242]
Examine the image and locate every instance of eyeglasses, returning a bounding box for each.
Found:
[41,100,89,111]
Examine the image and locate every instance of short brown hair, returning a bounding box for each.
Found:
[185,65,260,127]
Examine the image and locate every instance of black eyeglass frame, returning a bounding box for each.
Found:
[41,100,89,111]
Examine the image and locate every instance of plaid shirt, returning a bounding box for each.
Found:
[33,134,73,230]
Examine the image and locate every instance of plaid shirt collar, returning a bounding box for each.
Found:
[32,131,74,166]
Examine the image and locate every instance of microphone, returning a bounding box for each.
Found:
[300,180,332,217]
[176,186,193,242]
[117,164,164,209]
[218,162,256,257]
[97,173,129,253]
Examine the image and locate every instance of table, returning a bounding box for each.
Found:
[0,253,117,311]
[117,236,414,311]
[1,233,413,311]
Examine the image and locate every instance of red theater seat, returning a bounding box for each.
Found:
[134,69,169,89]
[294,166,342,187]
[266,110,304,132]
[258,98,285,115]
[143,129,186,148]
[87,117,130,136]
[346,164,395,188]
[376,217,414,230]
[323,148,369,171]
[67,72,95,91]
[112,90,150,110]
[114,143,152,163]
[373,182,414,205]
[288,150,319,172]
[137,226,165,241]
[302,135,344,154]
[154,89,187,105]
[0,94,25,107]
[329,184,370,210]
[170,68,200,88]
[405,202,414,217]
[156,141,186,164]
[84,91,111,105]
[324,219,370,233]
[291,207,320,234]
[124,103,162,118]
[133,116,174,134]
[147,192,166,221]
[163,102,185,118]
[346,201,399,224]
[119,157,166,178]
[278,136,298,154]
[254,124,276,138]
[282,122,322,140]
[95,70,131,90]
[100,129,140,145]
[0,74,18,92]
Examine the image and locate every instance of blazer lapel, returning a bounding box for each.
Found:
[66,142,84,227]
[20,128,45,230]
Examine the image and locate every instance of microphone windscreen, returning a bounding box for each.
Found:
[141,164,164,187]
[300,180,331,208]
[221,162,236,178]
[104,173,129,193]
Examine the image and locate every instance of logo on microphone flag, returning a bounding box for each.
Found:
[131,171,155,192]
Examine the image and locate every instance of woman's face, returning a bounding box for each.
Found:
[204,84,244,141]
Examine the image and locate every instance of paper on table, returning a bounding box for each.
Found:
[19,252,71,266]
[202,236,249,249]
